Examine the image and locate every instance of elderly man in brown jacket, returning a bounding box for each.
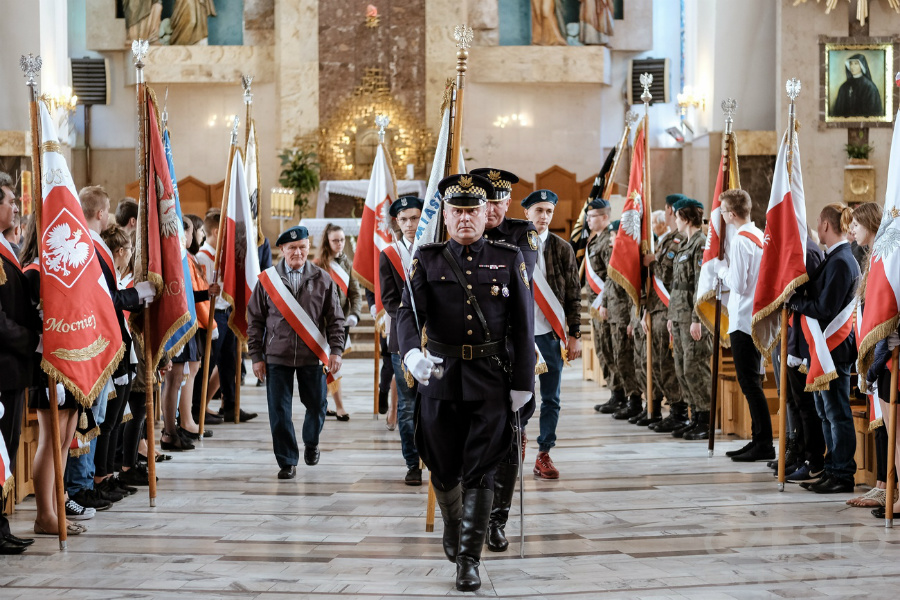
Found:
[248,226,345,479]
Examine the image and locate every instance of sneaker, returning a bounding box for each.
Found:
[110,474,138,496]
[65,499,96,521]
[119,465,150,486]
[786,462,824,482]
[72,488,112,511]
[96,479,125,503]
[533,452,560,479]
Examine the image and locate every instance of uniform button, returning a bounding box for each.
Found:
[467,256,472,261]
[492,278,496,282]
[467,330,473,335]
[441,276,445,280]
[467,284,472,289]
[467,315,472,320]
[466,270,472,275]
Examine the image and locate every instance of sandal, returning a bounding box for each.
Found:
[847,487,886,507]
[160,430,194,451]
[326,410,337,417]
[34,521,85,535]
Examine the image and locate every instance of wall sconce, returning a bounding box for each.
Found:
[43,87,78,114]
[492,113,529,128]
[676,86,705,116]
[365,5,380,28]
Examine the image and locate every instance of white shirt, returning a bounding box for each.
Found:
[721,222,764,335]
[196,242,229,310]
[533,229,552,336]
[825,239,848,256]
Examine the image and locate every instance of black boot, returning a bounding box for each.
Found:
[613,394,642,420]
[654,403,689,433]
[672,409,697,438]
[596,389,625,414]
[487,462,517,552]
[637,397,663,427]
[433,484,462,563]
[378,390,388,415]
[628,407,647,424]
[456,488,493,592]
[683,411,710,440]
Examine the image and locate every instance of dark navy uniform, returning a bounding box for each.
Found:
[482,217,539,280]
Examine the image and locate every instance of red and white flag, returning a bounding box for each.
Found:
[584,246,605,317]
[221,149,261,343]
[608,122,648,310]
[751,127,808,354]
[352,141,396,331]
[800,299,857,391]
[38,101,124,406]
[858,105,900,376]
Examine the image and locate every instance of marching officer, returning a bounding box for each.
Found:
[397,173,535,592]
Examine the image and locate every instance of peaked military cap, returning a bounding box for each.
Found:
[521,189,558,209]
[672,197,704,213]
[587,197,611,210]
[469,168,519,201]
[610,219,620,232]
[666,193,688,206]
[389,196,424,217]
[438,173,494,208]
[276,225,309,246]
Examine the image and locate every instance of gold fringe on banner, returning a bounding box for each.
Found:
[870,417,885,431]
[1,475,13,498]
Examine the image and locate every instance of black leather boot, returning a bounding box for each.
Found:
[487,462,517,552]
[637,397,663,426]
[613,394,642,420]
[456,488,494,592]
[672,409,697,438]
[378,390,389,414]
[628,407,647,424]
[683,411,710,440]
[433,484,462,562]
[598,389,626,414]
[654,403,689,433]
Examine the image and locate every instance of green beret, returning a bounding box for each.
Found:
[673,198,704,213]
[666,193,688,206]
[610,219,620,232]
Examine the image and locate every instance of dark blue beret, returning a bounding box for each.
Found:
[275,225,309,246]
[587,197,610,210]
[389,196,424,217]
[521,189,558,209]
[673,198,704,213]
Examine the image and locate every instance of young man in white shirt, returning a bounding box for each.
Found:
[718,189,772,462]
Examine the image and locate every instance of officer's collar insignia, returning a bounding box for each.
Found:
[459,175,473,189]
[540,191,547,200]
[520,262,529,288]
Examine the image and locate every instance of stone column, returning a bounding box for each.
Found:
[275,0,319,149]
[425,0,467,128]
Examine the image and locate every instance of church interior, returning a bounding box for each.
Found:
[2,1,900,598]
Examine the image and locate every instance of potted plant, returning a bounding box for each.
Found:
[278,148,321,218]
[845,131,873,164]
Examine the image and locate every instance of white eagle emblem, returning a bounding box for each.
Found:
[45,223,90,277]
[621,193,643,244]
[157,175,180,239]
[873,222,900,263]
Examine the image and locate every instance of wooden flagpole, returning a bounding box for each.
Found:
[639,74,654,419]
[778,79,801,492]
[885,347,898,528]
[132,40,159,506]
[199,119,240,434]
[21,54,67,550]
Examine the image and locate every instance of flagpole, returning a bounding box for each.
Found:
[885,347,898,528]
[21,54,67,551]
[778,79,801,492]
[448,24,472,176]
[242,75,253,147]
[199,118,240,434]
[707,99,737,457]
[639,74,654,421]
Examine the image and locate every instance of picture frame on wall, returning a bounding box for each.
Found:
[819,36,898,128]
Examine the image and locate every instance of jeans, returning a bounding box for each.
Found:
[65,437,97,496]
[813,362,856,480]
[390,353,419,469]
[534,332,564,453]
[730,331,773,445]
[266,363,326,468]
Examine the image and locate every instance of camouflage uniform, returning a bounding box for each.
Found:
[667,230,712,412]
[648,231,684,407]
[602,277,640,399]
[585,230,620,392]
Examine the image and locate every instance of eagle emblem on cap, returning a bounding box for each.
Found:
[401,198,407,206]
[291,230,297,239]
[540,191,547,200]
[459,175,473,189]
[487,170,501,182]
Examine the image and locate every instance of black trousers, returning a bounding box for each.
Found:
[0,388,25,537]
[417,395,510,491]
[122,387,147,469]
[731,331,773,444]
[94,381,131,478]
[378,335,392,394]
[786,364,826,469]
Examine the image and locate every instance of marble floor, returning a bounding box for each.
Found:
[2,359,900,599]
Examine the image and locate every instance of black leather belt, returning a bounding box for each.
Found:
[426,338,506,360]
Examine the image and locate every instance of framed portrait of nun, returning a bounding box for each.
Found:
[820,37,897,128]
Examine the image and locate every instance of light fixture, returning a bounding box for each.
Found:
[43,86,78,114]
[676,86,705,116]
[492,113,529,128]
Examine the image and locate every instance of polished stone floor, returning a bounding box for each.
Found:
[2,359,899,599]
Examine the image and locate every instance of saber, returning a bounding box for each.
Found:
[516,410,525,558]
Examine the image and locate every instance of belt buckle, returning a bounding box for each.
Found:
[461,344,473,360]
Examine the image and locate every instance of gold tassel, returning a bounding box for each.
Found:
[535,362,548,375]
[869,417,885,431]
[1,474,13,498]
[79,410,88,430]
[0,267,6,286]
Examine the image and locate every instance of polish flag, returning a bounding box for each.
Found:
[800,299,857,391]
[751,127,808,354]
[858,105,900,376]
[352,141,396,329]
[221,149,261,343]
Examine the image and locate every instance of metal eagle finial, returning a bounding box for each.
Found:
[454,24,474,50]
[230,116,240,144]
[375,114,390,144]
[625,110,639,127]
[640,73,653,104]
[241,74,253,105]
[19,54,42,86]
[722,98,737,128]
[131,39,149,67]
[786,78,801,100]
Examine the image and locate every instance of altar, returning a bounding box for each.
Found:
[315,179,427,218]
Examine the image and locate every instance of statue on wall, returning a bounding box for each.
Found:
[123,0,163,44]
[531,0,568,46]
[579,0,614,45]
[170,0,217,46]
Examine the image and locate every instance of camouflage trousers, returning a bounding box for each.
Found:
[591,318,620,392]
[671,320,712,411]
[609,318,640,398]
[650,311,683,407]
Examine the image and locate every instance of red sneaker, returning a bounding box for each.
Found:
[533,452,559,479]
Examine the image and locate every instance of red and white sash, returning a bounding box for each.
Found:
[533,267,567,345]
[198,247,214,263]
[800,299,857,392]
[739,229,764,249]
[584,253,604,314]
[257,267,341,386]
[382,243,408,281]
[0,236,21,273]
[90,229,118,285]
[329,260,350,296]
[653,274,670,308]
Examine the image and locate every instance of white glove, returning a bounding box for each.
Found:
[56,382,65,406]
[404,348,443,386]
[36,334,43,354]
[786,354,802,368]
[510,390,532,412]
[346,314,359,328]
[370,306,377,319]
[135,281,156,302]
[211,326,220,341]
